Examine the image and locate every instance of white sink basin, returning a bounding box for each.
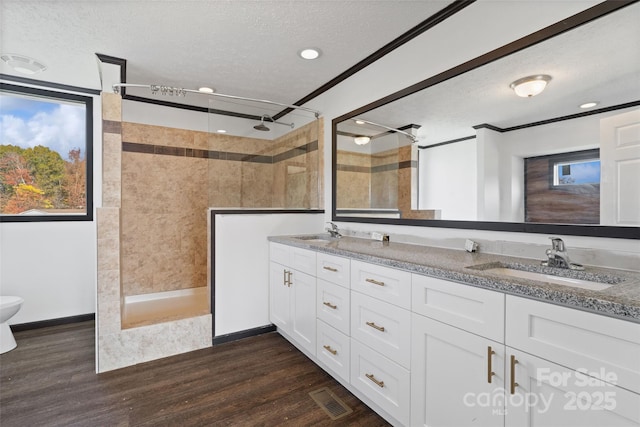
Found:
[482,267,613,291]
[294,235,335,244]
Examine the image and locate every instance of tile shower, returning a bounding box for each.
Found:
[96,92,322,371]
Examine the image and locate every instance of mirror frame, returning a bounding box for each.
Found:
[332,0,640,239]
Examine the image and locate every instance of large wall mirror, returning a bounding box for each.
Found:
[332,1,640,239]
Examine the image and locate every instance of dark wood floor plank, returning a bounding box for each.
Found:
[0,321,389,426]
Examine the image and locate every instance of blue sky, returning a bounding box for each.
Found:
[0,93,85,159]
[559,160,600,184]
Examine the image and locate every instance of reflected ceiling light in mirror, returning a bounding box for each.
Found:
[509,74,552,97]
[198,86,215,93]
[580,101,599,109]
[299,48,321,60]
[354,136,371,145]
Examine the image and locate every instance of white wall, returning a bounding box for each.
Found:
[0,83,102,324]
[418,139,477,220]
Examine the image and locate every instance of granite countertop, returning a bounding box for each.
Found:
[268,234,640,323]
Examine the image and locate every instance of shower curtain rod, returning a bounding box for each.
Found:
[354,118,419,143]
[112,83,321,117]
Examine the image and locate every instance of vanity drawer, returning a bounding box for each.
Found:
[506,295,640,394]
[269,242,290,266]
[290,247,316,276]
[269,243,316,276]
[316,252,350,288]
[317,279,350,335]
[317,320,350,384]
[351,338,410,426]
[351,291,411,369]
[412,274,505,343]
[351,260,411,309]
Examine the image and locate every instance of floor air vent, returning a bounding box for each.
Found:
[309,387,353,420]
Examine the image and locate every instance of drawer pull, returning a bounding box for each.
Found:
[323,345,337,355]
[365,278,385,286]
[366,321,385,332]
[487,346,496,384]
[365,373,385,388]
[323,301,337,310]
[510,355,519,394]
[323,266,338,272]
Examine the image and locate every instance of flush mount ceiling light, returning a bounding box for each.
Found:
[198,87,215,93]
[217,129,227,133]
[354,136,371,145]
[355,120,365,125]
[1,53,47,75]
[299,48,321,60]
[509,74,552,98]
[580,101,599,109]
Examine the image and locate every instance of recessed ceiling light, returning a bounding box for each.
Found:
[198,87,215,93]
[299,48,321,60]
[580,101,599,109]
[217,129,227,133]
[355,120,365,125]
[1,53,47,75]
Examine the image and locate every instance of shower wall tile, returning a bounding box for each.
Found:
[102,92,121,122]
[98,314,212,373]
[102,133,122,183]
[96,207,122,336]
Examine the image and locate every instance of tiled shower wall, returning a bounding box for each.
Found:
[120,119,322,297]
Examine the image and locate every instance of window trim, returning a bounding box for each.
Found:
[0,82,94,222]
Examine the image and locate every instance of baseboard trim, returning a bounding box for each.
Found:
[213,324,276,345]
[11,313,95,332]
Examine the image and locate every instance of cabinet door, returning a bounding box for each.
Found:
[411,313,506,427]
[269,262,290,332]
[290,269,316,356]
[506,348,640,427]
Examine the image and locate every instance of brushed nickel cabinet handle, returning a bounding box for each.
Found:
[365,278,385,286]
[323,266,338,272]
[323,345,337,355]
[366,321,385,332]
[286,270,292,287]
[510,355,519,394]
[323,301,337,309]
[283,269,288,286]
[365,373,385,388]
[487,346,496,383]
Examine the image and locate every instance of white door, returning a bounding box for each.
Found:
[505,348,640,427]
[600,109,640,226]
[269,262,290,332]
[290,269,316,355]
[411,313,506,427]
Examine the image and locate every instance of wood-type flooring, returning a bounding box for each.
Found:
[0,321,389,426]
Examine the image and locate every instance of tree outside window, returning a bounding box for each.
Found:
[0,83,93,221]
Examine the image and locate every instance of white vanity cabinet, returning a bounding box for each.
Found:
[505,295,640,427]
[269,243,317,356]
[269,239,640,427]
[411,274,506,427]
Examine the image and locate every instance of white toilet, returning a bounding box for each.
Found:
[0,296,24,354]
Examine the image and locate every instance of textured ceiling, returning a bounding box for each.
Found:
[0,0,450,109]
[340,1,640,149]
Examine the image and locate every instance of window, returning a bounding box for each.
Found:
[553,158,601,186]
[0,83,93,221]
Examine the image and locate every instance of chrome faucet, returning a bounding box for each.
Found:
[541,237,584,270]
[325,222,342,238]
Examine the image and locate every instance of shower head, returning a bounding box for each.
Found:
[254,116,271,132]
